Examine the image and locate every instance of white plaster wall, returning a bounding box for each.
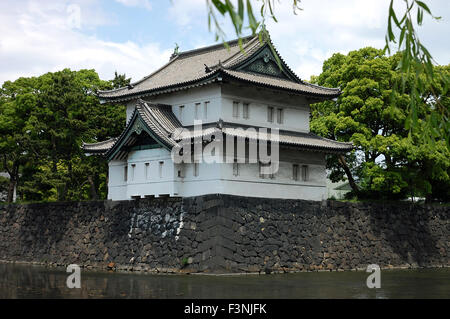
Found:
[125,100,137,124]
[126,83,311,133]
[111,83,329,201]
[221,84,311,133]
[218,151,327,200]
[175,161,224,197]
[143,85,222,126]
[108,148,178,199]
[108,160,128,200]
[221,180,326,200]
[108,144,327,201]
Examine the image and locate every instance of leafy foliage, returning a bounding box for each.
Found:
[311,48,449,202]
[206,0,448,150]
[384,0,449,149]
[0,69,126,202]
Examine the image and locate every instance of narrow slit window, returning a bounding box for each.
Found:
[195,103,201,120]
[301,165,309,181]
[232,101,239,118]
[203,101,209,120]
[179,105,184,121]
[267,106,274,123]
[159,161,164,178]
[177,166,184,178]
[194,162,199,177]
[145,163,150,179]
[293,164,299,181]
[233,158,239,176]
[277,108,284,124]
[259,162,272,179]
[131,164,136,181]
[124,165,128,182]
[243,103,249,119]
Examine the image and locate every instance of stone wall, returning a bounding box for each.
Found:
[0,195,448,273]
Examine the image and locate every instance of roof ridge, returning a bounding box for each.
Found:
[301,80,341,92]
[98,56,181,95]
[82,137,117,147]
[308,132,354,145]
[216,36,263,69]
[176,34,257,59]
[98,35,258,95]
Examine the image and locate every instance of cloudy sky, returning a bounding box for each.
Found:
[0,0,448,86]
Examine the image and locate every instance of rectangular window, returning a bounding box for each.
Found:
[301,165,309,181]
[194,162,199,177]
[179,105,184,121]
[259,162,264,179]
[124,165,128,182]
[203,101,209,120]
[145,163,150,179]
[159,161,164,178]
[233,159,239,177]
[177,164,184,178]
[267,106,274,122]
[232,101,239,118]
[131,164,136,181]
[243,103,249,119]
[293,164,299,181]
[259,162,274,179]
[277,108,284,124]
[195,103,201,120]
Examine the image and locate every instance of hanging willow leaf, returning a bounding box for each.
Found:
[205,0,448,149]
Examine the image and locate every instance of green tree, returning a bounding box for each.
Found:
[206,0,448,148]
[310,48,449,201]
[0,77,42,202]
[110,71,131,89]
[0,69,126,202]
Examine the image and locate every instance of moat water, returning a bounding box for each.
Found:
[0,263,448,299]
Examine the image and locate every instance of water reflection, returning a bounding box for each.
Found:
[0,263,448,299]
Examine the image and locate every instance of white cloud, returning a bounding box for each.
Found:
[264,0,449,80]
[115,0,152,11]
[168,0,205,27]
[1,0,448,86]
[0,0,171,85]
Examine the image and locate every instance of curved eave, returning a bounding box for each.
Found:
[175,126,353,154]
[82,137,118,156]
[98,72,221,104]
[220,70,341,99]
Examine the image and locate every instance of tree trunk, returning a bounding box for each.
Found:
[338,155,359,194]
[88,175,98,200]
[7,179,16,203]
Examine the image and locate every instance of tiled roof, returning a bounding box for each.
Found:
[97,36,257,101]
[134,100,181,148]
[222,69,340,96]
[177,123,353,153]
[82,137,117,154]
[97,34,340,102]
[82,100,182,158]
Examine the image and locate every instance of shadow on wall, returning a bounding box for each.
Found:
[365,202,446,267]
